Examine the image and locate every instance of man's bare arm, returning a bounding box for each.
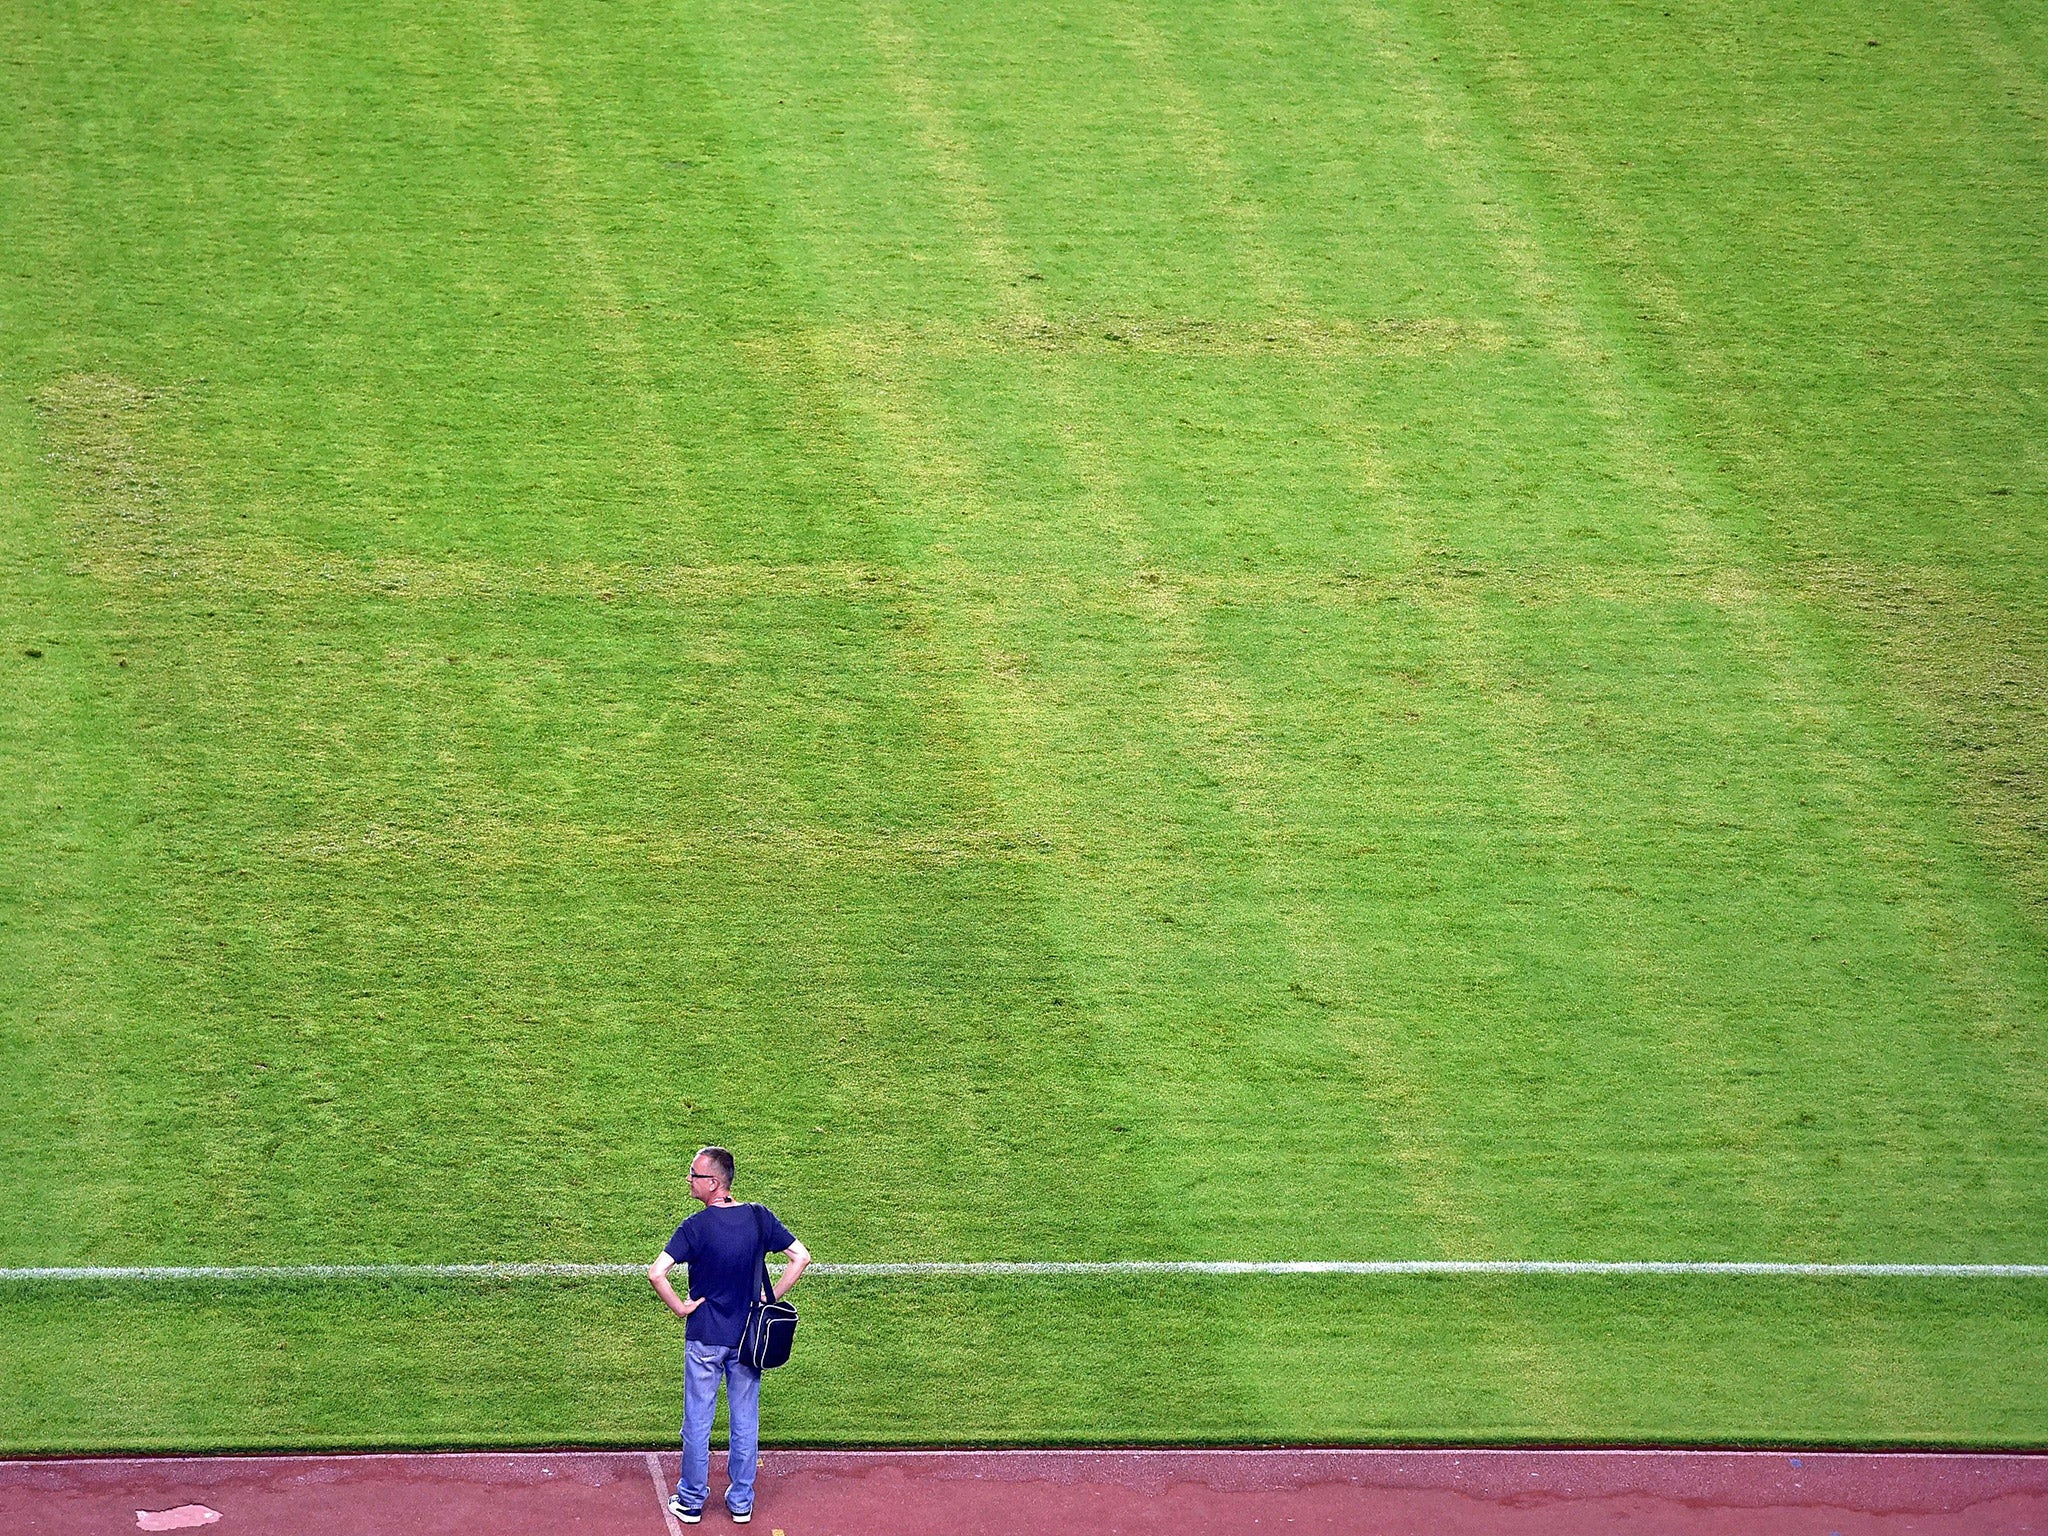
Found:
[647,1251,700,1321]
[771,1237,811,1302]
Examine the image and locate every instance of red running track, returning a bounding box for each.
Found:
[4,1447,2045,1534]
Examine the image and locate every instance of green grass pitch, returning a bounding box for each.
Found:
[3,0,2046,1450]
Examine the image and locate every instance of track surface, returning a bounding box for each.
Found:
[6,1448,2045,1534]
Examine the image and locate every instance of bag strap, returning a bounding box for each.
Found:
[751,1202,772,1305]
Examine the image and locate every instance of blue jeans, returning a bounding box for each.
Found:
[676,1340,762,1514]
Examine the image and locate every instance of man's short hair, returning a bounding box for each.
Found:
[698,1146,736,1188]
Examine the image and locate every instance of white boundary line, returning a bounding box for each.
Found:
[2,1259,2046,1281]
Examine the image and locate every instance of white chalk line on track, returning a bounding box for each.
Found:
[3,1260,2046,1281]
[644,1450,682,1536]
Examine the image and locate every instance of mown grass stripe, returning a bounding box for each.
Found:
[4,1260,2044,1282]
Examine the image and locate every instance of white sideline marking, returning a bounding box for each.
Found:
[644,1450,682,1536]
[2,1259,2046,1281]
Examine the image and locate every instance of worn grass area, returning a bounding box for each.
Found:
[1,0,2044,1448]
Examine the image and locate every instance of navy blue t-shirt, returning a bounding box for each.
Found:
[664,1202,797,1346]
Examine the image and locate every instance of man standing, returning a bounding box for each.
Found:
[649,1146,811,1525]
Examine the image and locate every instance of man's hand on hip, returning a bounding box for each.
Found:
[647,1251,701,1320]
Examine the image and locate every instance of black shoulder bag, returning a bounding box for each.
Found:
[736,1203,799,1370]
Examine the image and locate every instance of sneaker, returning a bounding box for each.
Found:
[727,1508,752,1525]
[667,1496,702,1525]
